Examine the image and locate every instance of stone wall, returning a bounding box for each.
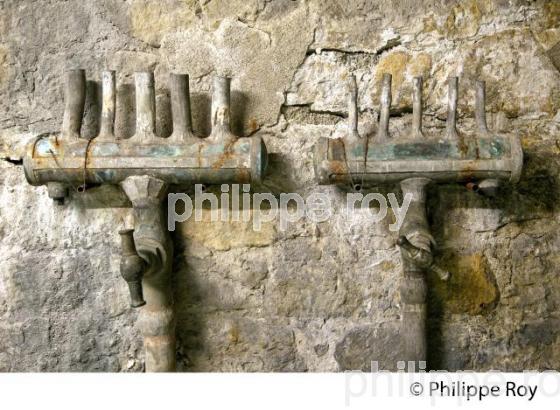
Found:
[1,0,559,371]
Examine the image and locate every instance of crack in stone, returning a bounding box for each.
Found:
[306,39,402,57]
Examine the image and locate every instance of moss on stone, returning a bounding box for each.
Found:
[430,252,499,315]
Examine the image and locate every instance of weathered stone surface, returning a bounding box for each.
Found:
[1,0,560,372]
[334,323,404,371]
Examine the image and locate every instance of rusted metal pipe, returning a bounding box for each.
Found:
[61,69,86,140]
[24,72,267,187]
[314,76,523,187]
[377,73,392,142]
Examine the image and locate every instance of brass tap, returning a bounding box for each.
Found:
[119,229,146,308]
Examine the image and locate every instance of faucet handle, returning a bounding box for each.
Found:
[429,264,450,281]
[119,229,147,308]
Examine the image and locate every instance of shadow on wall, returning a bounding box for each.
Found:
[426,150,559,370]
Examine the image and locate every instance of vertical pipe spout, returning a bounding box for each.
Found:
[61,69,86,140]
[209,76,235,143]
[169,73,194,142]
[446,76,459,139]
[475,80,490,135]
[377,73,392,142]
[134,72,157,143]
[97,70,116,140]
[412,76,424,139]
[347,74,359,140]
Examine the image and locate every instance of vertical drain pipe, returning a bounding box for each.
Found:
[121,175,175,372]
[397,178,449,368]
[398,178,431,365]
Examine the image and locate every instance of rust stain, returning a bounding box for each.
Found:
[247,118,259,134]
[458,163,475,181]
[329,160,347,175]
[85,139,95,168]
[211,140,235,170]
[197,143,203,168]
[457,132,469,157]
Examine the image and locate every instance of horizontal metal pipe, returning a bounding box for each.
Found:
[313,132,523,185]
[61,69,86,139]
[28,168,254,186]
[323,162,514,184]
[23,136,267,186]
